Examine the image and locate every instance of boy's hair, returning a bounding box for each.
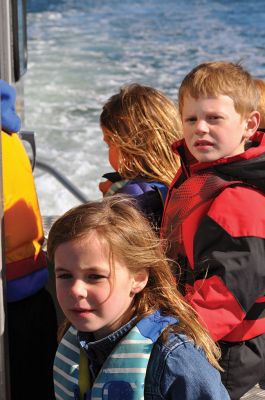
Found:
[100,83,182,186]
[47,194,220,369]
[178,61,259,119]
[254,78,265,129]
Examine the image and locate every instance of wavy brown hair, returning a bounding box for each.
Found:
[47,194,221,369]
[100,83,182,186]
[178,61,259,119]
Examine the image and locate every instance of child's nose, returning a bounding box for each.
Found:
[70,279,87,299]
[195,119,209,134]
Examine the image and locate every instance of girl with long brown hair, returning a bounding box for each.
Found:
[48,195,228,400]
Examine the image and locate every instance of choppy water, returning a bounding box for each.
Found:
[24,0,265,215]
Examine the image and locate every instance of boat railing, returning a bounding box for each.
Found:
[19,130,88,204]
[35,158,88,204]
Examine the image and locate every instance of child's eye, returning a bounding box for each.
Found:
[56,273,72,280]
[87,274,107,282]
[208,115,222,121]
[184,117,196,123]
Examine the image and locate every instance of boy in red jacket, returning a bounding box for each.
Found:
[161,61,265,399]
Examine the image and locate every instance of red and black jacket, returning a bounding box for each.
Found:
[161,131,265,342]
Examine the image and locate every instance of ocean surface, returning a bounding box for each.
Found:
[24,0,265,216]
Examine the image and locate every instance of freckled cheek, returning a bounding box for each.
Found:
[183,130,192,142]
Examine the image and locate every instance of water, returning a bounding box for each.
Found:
[24,0,265,216]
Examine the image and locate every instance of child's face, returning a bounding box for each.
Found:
[103,128,120,171]
[182,95,256,162]
[55,232,144,339]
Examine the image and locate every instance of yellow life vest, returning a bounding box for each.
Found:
[2,130,47,301]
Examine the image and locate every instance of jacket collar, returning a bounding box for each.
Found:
[172,131,265,175]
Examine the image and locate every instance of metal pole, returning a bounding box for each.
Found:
[0,0,13,82]
[0,92,11,400]
[0,0,13,397]
[35,159,89,204]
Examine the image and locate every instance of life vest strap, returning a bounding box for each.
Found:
[6,250,46,281]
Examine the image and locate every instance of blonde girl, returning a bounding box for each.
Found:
[99,83,182,229]
[48,195,229,400]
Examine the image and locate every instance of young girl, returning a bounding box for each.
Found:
[47,195,229,400]
[99,83,182,230]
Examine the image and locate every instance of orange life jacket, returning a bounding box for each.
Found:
[2,130,48,302]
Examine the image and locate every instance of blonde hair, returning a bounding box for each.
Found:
[254,78,265,129]
[178,61,259,119]
[47,194,221,369]
[100,83,182,186]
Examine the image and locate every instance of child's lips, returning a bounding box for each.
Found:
[194,140,213,149]
[71,307,94,316]
[194,140,214,147]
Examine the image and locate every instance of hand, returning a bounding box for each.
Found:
[99,179,113,194]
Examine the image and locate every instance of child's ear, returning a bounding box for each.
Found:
[131,270,149,295]
[244,111,260,139]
